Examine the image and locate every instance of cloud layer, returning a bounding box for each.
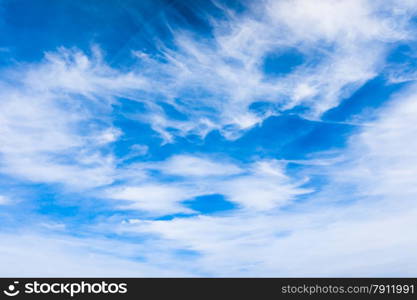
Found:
[1,0,417,276]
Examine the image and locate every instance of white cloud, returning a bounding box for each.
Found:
[0,232,193,276]
[1,0,417,277]
[218,160,309,210]
[0,0,412,193]
[267,0,407,42]
[107,82,417,276]
[1,71,416,277]
[106,184,196,216]
[23,46,147,96]
[328,83,417,203]
[104,156,308,214]
[0,195,9,205]
[0,50,122,189]
[129,144,149,156]
[119,203,417,276]
[146,155,243,177]
[0,45,155,190]
[123,0,413,139]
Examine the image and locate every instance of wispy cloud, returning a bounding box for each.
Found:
[1,0,417,277]
[0,195,10,205]
[107,81,417,276]
[121,0,413,139]
[104,156,308,215]
[0,231,194,276]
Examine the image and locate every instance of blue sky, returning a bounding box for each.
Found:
[1,0,417,276]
